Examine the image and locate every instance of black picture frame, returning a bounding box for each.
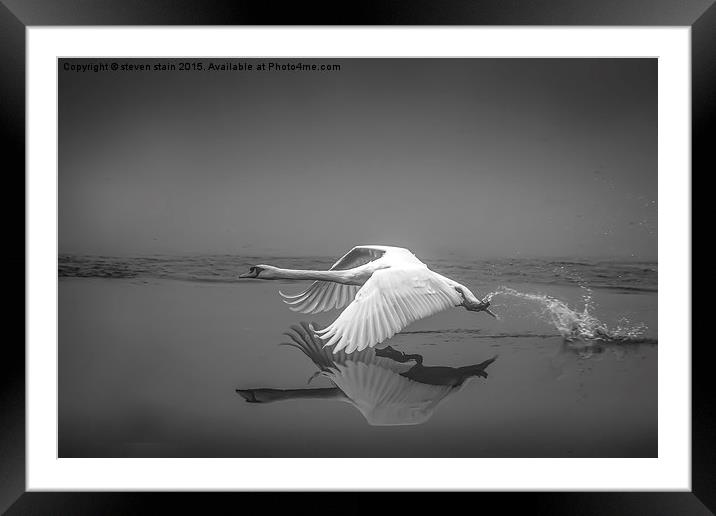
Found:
[3,1,708,513]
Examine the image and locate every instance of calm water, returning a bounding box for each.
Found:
[59,255,657,457]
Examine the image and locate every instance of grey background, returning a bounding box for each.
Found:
[59,58,657,260]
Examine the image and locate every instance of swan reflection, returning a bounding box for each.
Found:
[237,322,497,426]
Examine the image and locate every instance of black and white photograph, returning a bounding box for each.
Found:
[58,57,658,458]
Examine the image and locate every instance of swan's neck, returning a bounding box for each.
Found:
[260,266,360,285]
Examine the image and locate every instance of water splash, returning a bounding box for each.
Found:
[487,286,649,343]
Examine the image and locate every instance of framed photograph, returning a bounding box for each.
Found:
[5,0,708,513]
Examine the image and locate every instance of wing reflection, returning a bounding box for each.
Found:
[237,321,497,426]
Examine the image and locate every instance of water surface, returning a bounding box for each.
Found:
[59,255,657,457]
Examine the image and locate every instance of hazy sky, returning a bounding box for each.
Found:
[59,58,656,260]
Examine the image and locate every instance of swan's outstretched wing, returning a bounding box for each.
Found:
[315,267,462,353]
[279,246,386,314]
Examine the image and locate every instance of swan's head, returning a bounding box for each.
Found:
[239,265,267,279]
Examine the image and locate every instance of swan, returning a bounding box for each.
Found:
[239,245,496,354]
[236,322,497,426]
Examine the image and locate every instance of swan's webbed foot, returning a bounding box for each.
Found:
[455,286,495,316]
